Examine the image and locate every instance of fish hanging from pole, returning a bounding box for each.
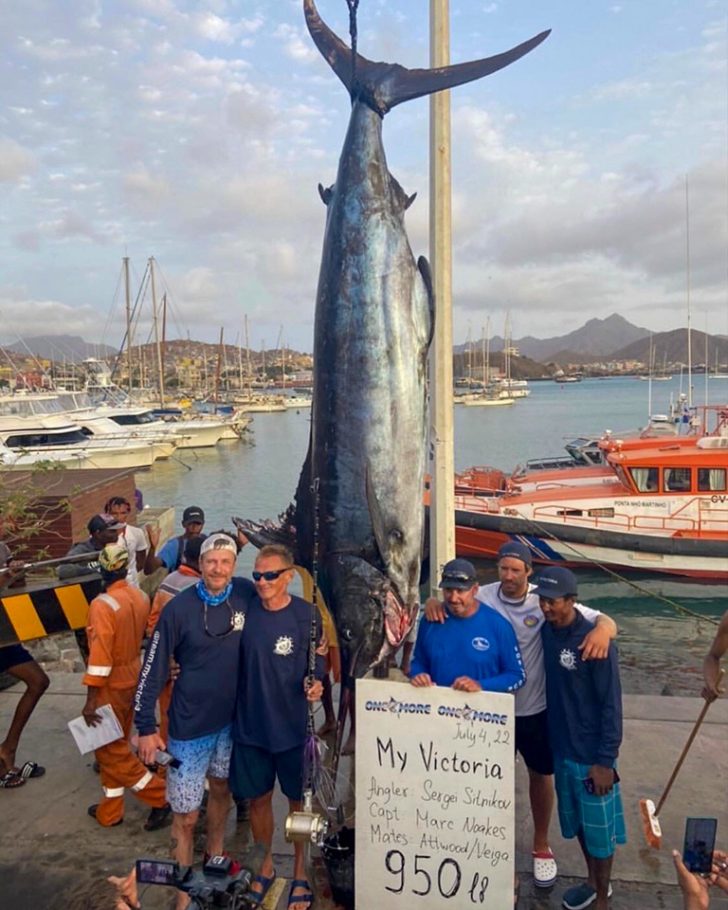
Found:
[235,0,549,679]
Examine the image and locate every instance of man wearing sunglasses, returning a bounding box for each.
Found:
[229,544,324,910]
[135,533,255,909]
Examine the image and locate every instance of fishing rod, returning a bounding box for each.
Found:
[0,551,101,576]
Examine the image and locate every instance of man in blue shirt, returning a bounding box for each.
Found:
[144,505,206,575]
[536,567,625,910]
[410,558,525,695]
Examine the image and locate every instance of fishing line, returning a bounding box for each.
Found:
[345,0,360,89]
[511,510,720,627]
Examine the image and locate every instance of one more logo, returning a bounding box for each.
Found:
[559,648,578,671]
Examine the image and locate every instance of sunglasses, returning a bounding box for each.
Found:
[442,572,474,584]
[252,568,289,582]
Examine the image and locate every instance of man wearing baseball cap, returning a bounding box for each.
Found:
[144,505,206,576]
[57,513,127,664]
[83,544,169,829]
[135,532,255,907]
[534,567,625,910]
[410,557,525,695]
[423,542,617,891]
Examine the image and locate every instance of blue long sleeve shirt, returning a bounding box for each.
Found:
[409,601,525,693]
[134,578,255,740]
[541,610,622,767]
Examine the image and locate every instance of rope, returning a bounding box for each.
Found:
[510,510,721,627]
[345,0,359,89]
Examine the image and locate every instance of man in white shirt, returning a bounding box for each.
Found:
[105,497,147,588]
[425,541,617,892]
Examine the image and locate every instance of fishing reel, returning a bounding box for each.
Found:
[284,789,329,846]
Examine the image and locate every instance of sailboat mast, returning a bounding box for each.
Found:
[245,316,252,397]
[214,327,223,412]
[685,176,692,409]
[149,256,164,406]
[123,256,133,395]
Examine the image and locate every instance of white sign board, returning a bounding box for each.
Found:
[356,679,515,909]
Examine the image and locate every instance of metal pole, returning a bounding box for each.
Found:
[149,256,165,407]
[123,256,133,395]
[428,0,455,595]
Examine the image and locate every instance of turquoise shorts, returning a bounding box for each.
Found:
[166,725,233,814]
[554,757,627,859]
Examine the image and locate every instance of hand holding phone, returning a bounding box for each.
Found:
[683,817,717,875]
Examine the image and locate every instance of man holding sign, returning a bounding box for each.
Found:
[410,558,525,695]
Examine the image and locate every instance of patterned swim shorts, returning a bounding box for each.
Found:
[166,725,233,814]
[554,757,627,859]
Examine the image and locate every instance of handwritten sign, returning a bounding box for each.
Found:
[355,679,515,909]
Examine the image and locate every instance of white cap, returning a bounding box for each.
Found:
[199,533,238,557]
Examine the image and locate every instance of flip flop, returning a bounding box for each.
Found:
[0,769,26,789]
[17,761,45,780]
[248,872,276,906]
[287,879,314,910]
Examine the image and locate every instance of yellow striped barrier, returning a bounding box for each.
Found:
[0,577,102,648]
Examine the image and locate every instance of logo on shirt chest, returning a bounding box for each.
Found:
[471,636,490,652]
[559,648,578,670]
[232,613,245,632]
[273,635,294,656]
[523,614,540,628]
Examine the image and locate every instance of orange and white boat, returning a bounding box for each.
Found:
[447,410,728,579]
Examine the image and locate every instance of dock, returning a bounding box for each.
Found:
[1,673,726,909]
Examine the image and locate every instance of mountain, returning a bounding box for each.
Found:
[455,314,651,362]
[611,329,728,367]
[3,335,118,362]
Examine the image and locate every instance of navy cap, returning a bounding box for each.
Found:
[88,513,125,534]
[497,540,532,566]
[532,566,578,599]
[439,558,477,590]
[182,506,205,525]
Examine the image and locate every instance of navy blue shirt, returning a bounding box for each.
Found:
[233,594,324,753]
[135,578,255,740]
[541,610,622,767]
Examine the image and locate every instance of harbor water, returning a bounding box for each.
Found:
[138,376,726,697]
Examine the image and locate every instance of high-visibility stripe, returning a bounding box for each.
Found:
[97,593,121,612]
[87,665,112,677]
[103,786,125,798]
[0,577,101,647]
[1,593,46,641]
[56,583,91,630]
[131,771,153,792]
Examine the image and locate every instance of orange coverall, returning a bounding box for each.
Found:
[83,580,167,826]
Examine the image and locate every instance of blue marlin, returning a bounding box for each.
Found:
[237,1,549,677]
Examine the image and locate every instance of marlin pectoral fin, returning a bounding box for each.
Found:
[417,256,435,348]
[304,0,550,115]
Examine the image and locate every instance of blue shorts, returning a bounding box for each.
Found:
[0,644,34,674]
[554,757,627,859]
[229,742,305,802]
[166,725,233,814]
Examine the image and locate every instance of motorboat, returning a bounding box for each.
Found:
[0,414,156,470]
[445,435,728,579]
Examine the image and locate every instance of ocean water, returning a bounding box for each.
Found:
[137,375,726,696]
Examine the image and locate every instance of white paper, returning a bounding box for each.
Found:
[68,703,124,754]
[356,679,515,910]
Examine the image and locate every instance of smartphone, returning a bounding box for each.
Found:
[136,859,179,886]
[683,817,717,875]
[155,749,181,769]
[583,769,620,794]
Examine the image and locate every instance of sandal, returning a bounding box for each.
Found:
[287,879,314,910]
[0,769,25,789]
[248,872,276,906]
[532,848,557,888]
[17,761,45,780]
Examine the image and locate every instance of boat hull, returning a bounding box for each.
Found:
[452,509,728,580]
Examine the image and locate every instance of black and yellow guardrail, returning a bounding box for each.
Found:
[0,577,102,648]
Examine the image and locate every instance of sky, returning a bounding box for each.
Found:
[1,0,726,355]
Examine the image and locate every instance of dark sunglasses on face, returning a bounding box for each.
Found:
[442,572,473,583]
[252,568,289,582]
